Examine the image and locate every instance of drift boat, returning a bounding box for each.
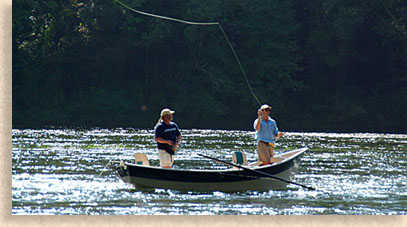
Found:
[113,147,309,192]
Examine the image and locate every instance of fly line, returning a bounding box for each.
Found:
[115,0,262,105]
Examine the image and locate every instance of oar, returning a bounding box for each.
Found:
[197,154,316,191]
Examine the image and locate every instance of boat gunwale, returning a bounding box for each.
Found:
[122,147,308,173]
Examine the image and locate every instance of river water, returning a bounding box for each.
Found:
[11,128,407,215]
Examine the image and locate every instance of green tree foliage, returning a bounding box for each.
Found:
[12,0,407,133]
[291,0,407,132]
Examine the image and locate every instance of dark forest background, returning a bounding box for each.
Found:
[13,0,407,133]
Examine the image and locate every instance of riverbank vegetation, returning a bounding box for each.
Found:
[13,0,407,133]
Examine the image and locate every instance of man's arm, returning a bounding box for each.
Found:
[255,110,262,131]
[155,137,175,146]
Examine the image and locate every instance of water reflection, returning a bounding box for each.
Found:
[12,128,407,215]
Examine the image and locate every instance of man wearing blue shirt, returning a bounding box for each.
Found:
[154,108,182,168]
[253,104,283,166]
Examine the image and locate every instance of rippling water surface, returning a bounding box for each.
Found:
[12,128,407,215]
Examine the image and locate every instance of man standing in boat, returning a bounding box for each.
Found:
[154,108,182,168]
[253,104,283,166]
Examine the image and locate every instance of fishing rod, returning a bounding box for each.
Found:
[114,0,262,106]
[197,153,316,190]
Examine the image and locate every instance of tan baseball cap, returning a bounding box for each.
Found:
[160,108,175,117]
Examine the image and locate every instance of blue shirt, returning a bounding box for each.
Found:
[154,122,181,155]
[253,117,279,144]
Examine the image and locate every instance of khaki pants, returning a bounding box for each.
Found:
[257,141,274,163]
[158,149,174,167]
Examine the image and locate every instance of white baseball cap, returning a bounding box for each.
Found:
[260,104,271,110]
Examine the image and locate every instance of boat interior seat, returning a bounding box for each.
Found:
[134,153,150,166]
[232,151,248,169]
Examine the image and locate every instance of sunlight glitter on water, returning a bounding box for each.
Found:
[12,128,407,215]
